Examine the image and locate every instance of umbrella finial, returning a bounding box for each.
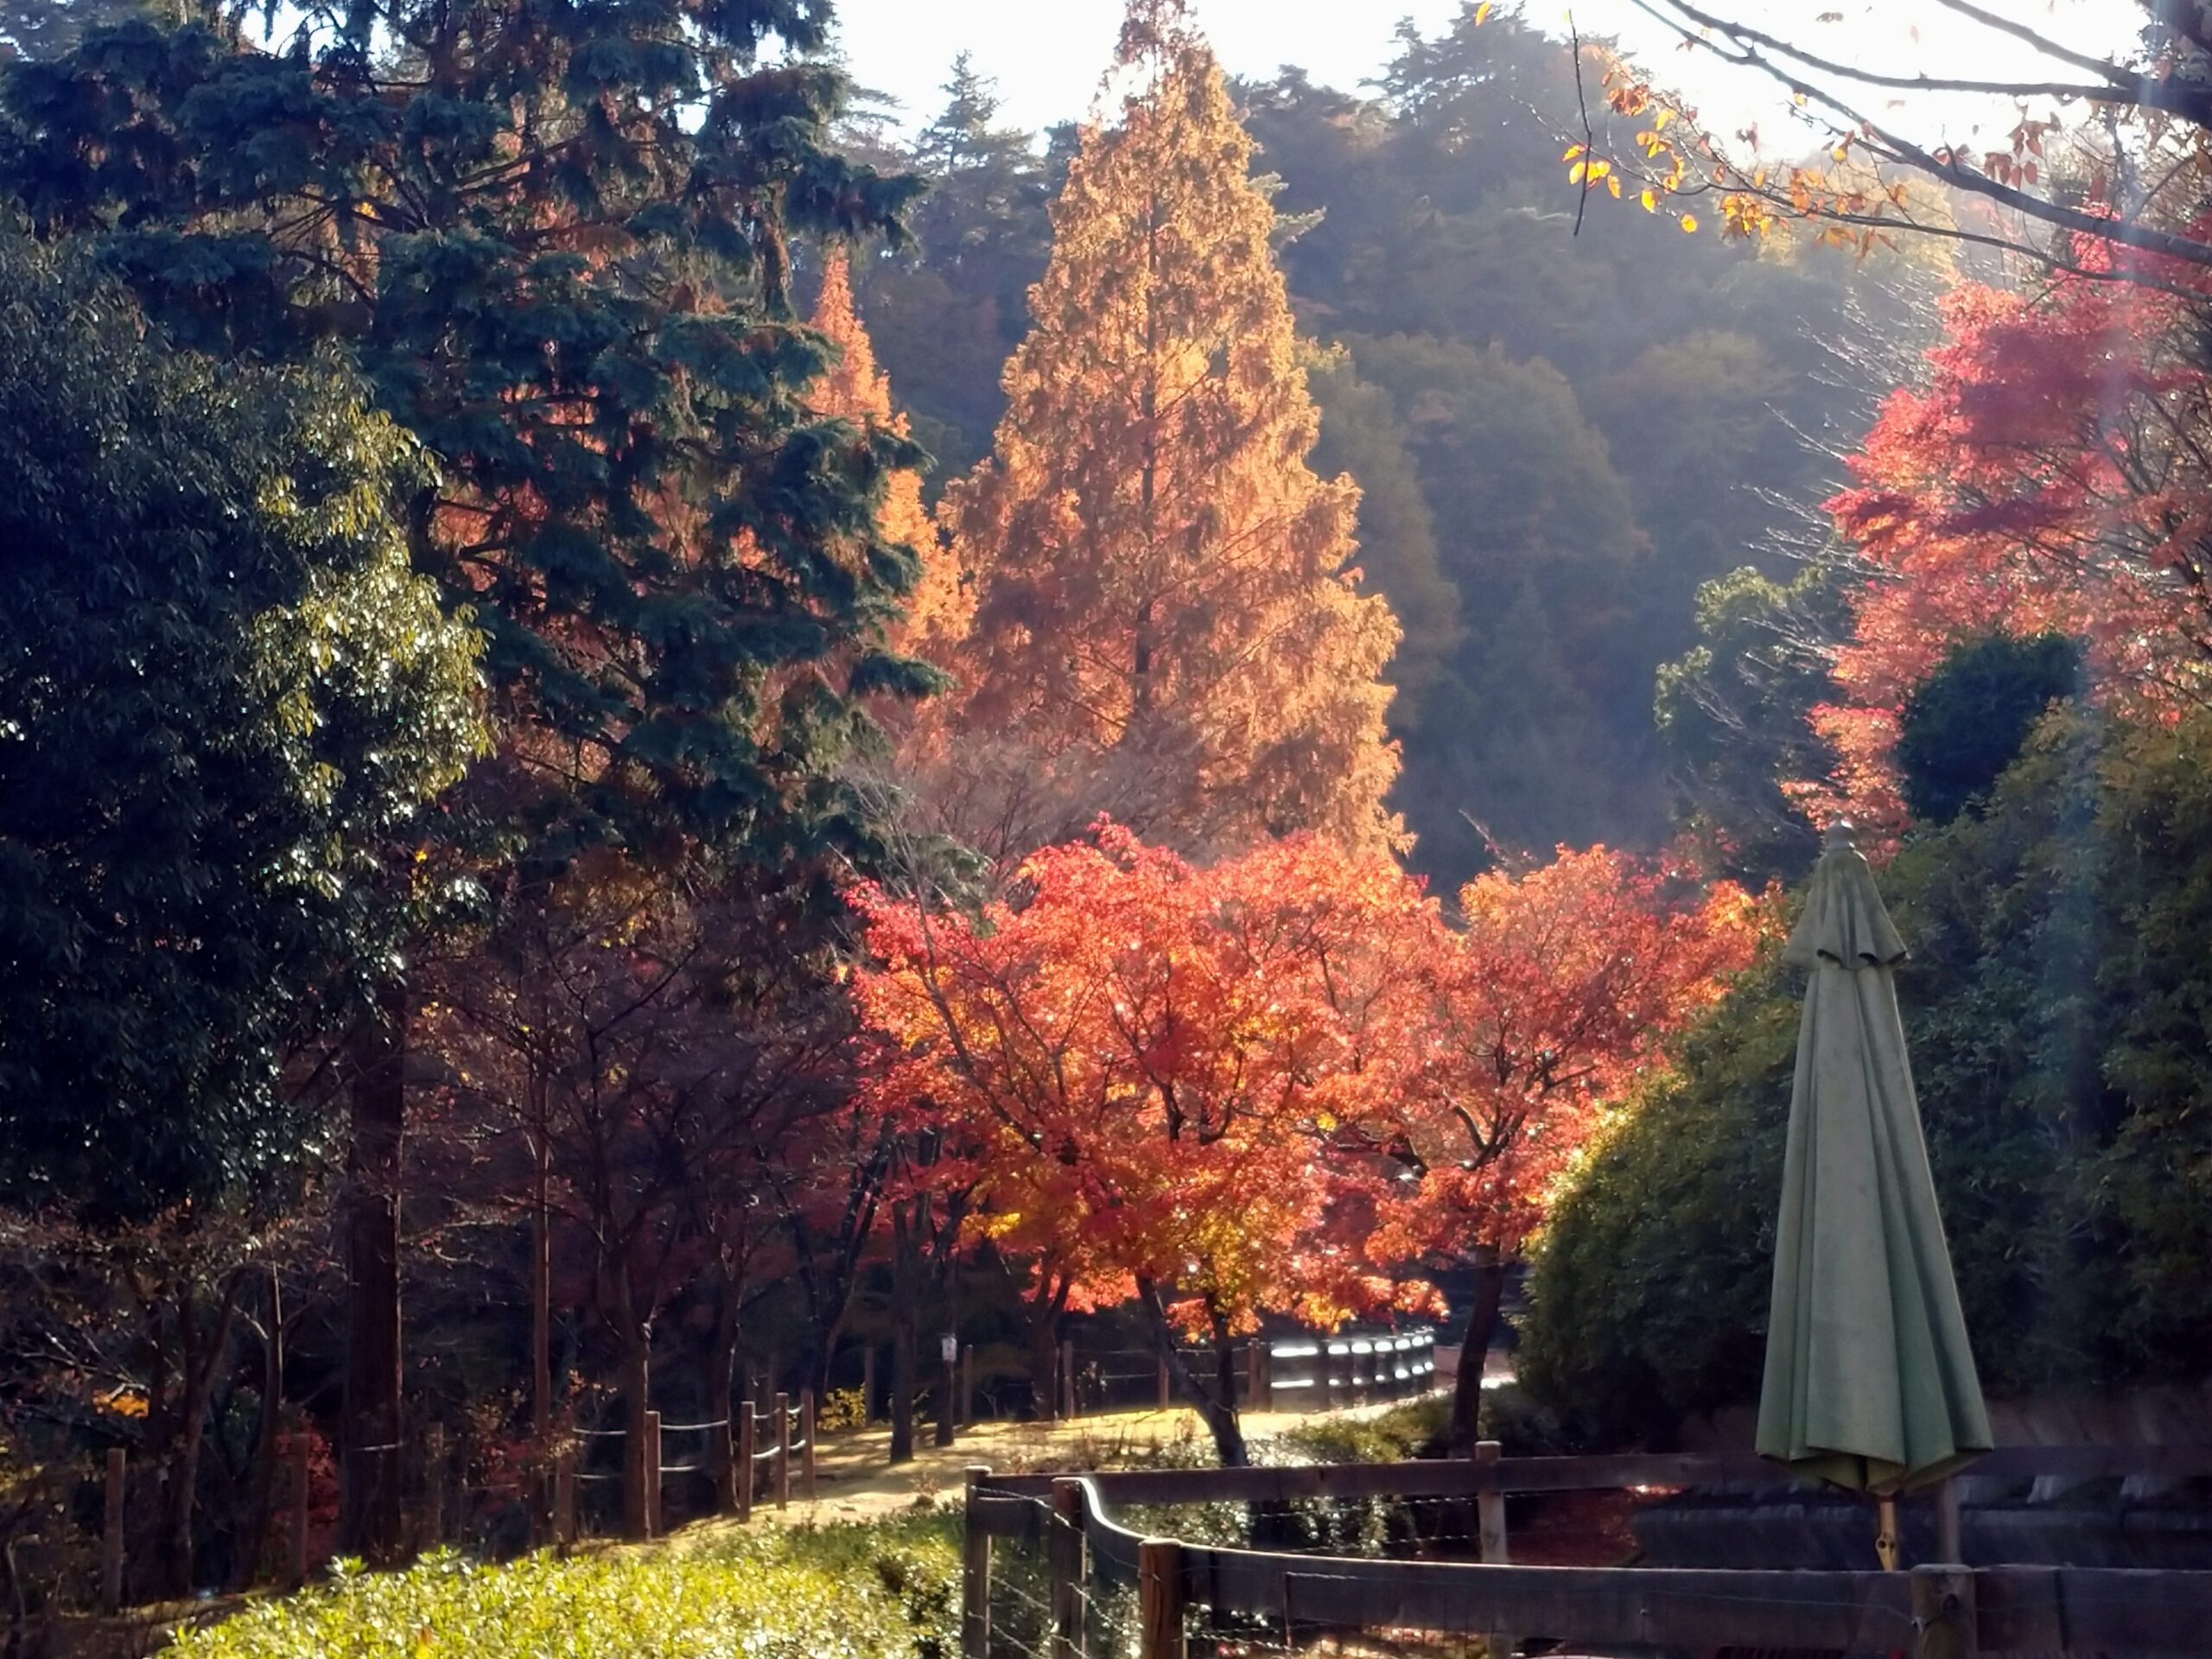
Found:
[1825,817,1857,853]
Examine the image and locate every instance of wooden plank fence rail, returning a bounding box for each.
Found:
[979,1443,2212,1506]
[969,1448,2212,1659]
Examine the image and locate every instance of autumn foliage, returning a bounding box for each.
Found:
[855,833,1430,1313]
[1801,255,2212,836]
[855,823,1763,1458]
[936,0,1403,861]
[807,250,973,664]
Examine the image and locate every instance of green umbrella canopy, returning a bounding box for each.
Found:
[1756,822,1992,1496]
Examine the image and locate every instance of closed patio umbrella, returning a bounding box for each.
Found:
[1756,821,1991,1516]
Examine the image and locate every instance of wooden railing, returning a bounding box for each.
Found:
[963,1445,2212,1657]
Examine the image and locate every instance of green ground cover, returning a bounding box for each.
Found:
[171,1519,957,1659]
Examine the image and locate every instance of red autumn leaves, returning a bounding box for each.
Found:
[854,826,1763,1356]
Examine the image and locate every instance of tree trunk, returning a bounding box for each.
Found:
[1026,1311,1058,1423]
[340,984,406,1561]
[610,1264,652,1540]
[160,1273,243,1596]
[888,1206,918,1465]
[706,1274,741,1510]
[233,1266,283,1591]
[932,1234,957,1449]
[1138,1280,1246,1467]
[1450,1249,1509,1454]
[1022,1272,1071,1421]
[529,1106,552,1539]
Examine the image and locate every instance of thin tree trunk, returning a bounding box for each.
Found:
[1023,1272,1071,1421]
[706,1273,741,1509]
[1450,1249,1509,1454]
[340,983,406,1561]
[529,1096,552,1538]
[1138,1279,1246,1467]
[888,1207,918,1465]
[233,1267,283,1591]
[611,1263,652,1540]
[932,1236,957,1449]
[161,1272,243,1596]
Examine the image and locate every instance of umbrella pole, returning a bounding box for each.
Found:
[1875,1496,1901,1571]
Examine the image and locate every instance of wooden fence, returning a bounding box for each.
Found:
[963,1445,2212,1656]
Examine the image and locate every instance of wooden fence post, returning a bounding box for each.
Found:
[1059,1339,1076,1421]
[1936,1476,1963,1563]
[554,1450,575,1551]
[713,1414,737,1516]
[288,1434,312,1588]
[1051,1478,1086,1659]
[643,1410,662,1539]
[1244,1343,1262,1412]
[939,1338,957,1448]
[1138,1537,1185,1659]
[737,1402,755,1522]
[1316,1344,1332,1412]
[101,1446,125,1613]
[801,1389,817,1503]
[1476,1439,1513,1658]
[1910,1564,1977,1659]
[774,1391,791,1511]
[962,1466,994,1659]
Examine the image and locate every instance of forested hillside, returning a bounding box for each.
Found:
[837,7,1930,883]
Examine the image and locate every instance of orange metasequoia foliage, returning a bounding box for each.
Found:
[1796,248,2212,836]
[806,250,972,664]
[938,0,1404,861]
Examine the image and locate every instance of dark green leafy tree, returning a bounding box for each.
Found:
[1654,554,1853,882]
[2,0,923,1554]
[0,229,481,1217]
[842,53,1053,480]
[0,0,145,61]
[1895,633,2084,828]
[1522,705,2212,1443]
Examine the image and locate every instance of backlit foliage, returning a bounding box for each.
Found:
[939,0,1404,860]
[1797,254,2212,837]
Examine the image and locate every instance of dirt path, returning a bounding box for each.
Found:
[669,1397,1432,1544]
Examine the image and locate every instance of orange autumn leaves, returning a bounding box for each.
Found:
[819,0,1770,1357]
[854,829,1764,1338]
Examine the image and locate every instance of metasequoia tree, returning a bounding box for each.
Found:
[1368,847,1765,1447]
[1796,261,2209,836]
[5,0,922,1554]
[940,0,1403,861]
[855,826,1439,1465]
[808,249,972,663]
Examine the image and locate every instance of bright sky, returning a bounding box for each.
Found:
[827,0,2143,160]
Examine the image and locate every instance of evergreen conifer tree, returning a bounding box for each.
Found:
[3,1,923,1554]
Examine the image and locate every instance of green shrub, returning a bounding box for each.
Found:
[1522,706,2212,1442]
[1895,632,2082,825]
[1260,1395,1452,1465]
[174,1518,957,1659]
